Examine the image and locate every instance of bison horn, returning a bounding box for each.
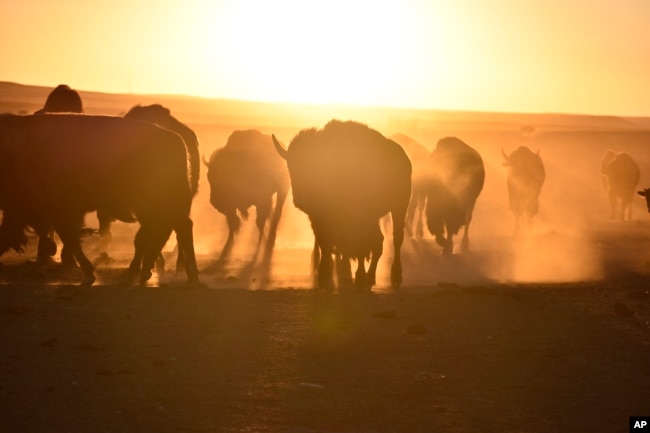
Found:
[501,147,510,161]
[272,134,288,160]
[202,155,210,166]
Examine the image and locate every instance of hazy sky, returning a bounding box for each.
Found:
[2,0,649,115]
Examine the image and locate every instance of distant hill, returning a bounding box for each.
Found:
[1,81,648,134]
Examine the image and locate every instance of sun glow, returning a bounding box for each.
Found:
[211,1,421,106]
[4,0,650,115]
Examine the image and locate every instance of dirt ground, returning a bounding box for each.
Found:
[0,222,649,433]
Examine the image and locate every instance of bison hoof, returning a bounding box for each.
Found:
[317,277,334,291]
[122,269,139,286]
[81,274,96,286]
[138,270,153,286]
[187,272,200,285]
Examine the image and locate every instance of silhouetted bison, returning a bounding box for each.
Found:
[426,137,485,255]
[95,104,200,271]
[600,150,640,221]
[124,104,199,194]
[502,146,545,234]
[0,113,198,286]
[27,84,84,263]
[205,130,290,257]
[34,84,83,114]
[391,133,429,239]
[273,120,412,289]
[638,188,650,213]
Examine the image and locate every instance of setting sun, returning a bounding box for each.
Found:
[213,1,417,105]
[2,0,650,114]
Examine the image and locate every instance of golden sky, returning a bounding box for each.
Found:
[2,0,649,116]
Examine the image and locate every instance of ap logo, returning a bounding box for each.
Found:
[631,417,650,431]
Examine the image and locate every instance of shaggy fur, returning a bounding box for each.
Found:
[391,133,430,240]
[274,120,412,290]
[502,145,545,234]
[601,150,640,221]
[34,84,83,114]
[426,137,485,255]
[0,113,198,285]
[206,129,290,258]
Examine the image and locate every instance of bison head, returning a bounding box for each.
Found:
[272,134,315,212]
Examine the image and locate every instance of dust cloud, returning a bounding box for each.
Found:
[334,126,649,290]
[382,127,650,289]
[17,100,649,290]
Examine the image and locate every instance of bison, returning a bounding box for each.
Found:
[34,84,83,114]
[600,150,640,221]
[426,137,485,255]
[273,120,412,290]
[204,130,290,258]
[390,133,429,240]
[502,145,545,234]
[124,104,199,194]
[26,84,84,264]
[0,113,199,286]
[95,104,200,272]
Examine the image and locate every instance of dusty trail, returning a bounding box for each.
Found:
[0,230,649,432]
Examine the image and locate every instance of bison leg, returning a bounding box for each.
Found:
[139,226,173,285]
[460,208,475,254]
[430,217,448,252]
[95,209,115,263]
[336,253,353,288]
[354,257,368,289]
[406,194,426,240]
[268,187,289,248]
[460,227,469,253]
[391,209,406,288]
[55,225,95,286]
[310,239,321,287]
[126,227,147,285]
[362,224,384,289]
[621,195,632,221]
[173,236,185,274]
[415,197,425,240]
[36,234,57,263]
[255,198,272,244]
[174,216,199,284]
[220,212,239,260]
[126,224,169,285]
[314,238,334,290]
[318,250,334,290]
[405,199,416,238]
[311,221,334,290]
[60,240,77,268]
[156,252,167,276]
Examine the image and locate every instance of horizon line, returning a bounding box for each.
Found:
[2,80,648,120]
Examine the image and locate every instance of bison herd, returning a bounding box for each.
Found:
[0,85,647,290]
